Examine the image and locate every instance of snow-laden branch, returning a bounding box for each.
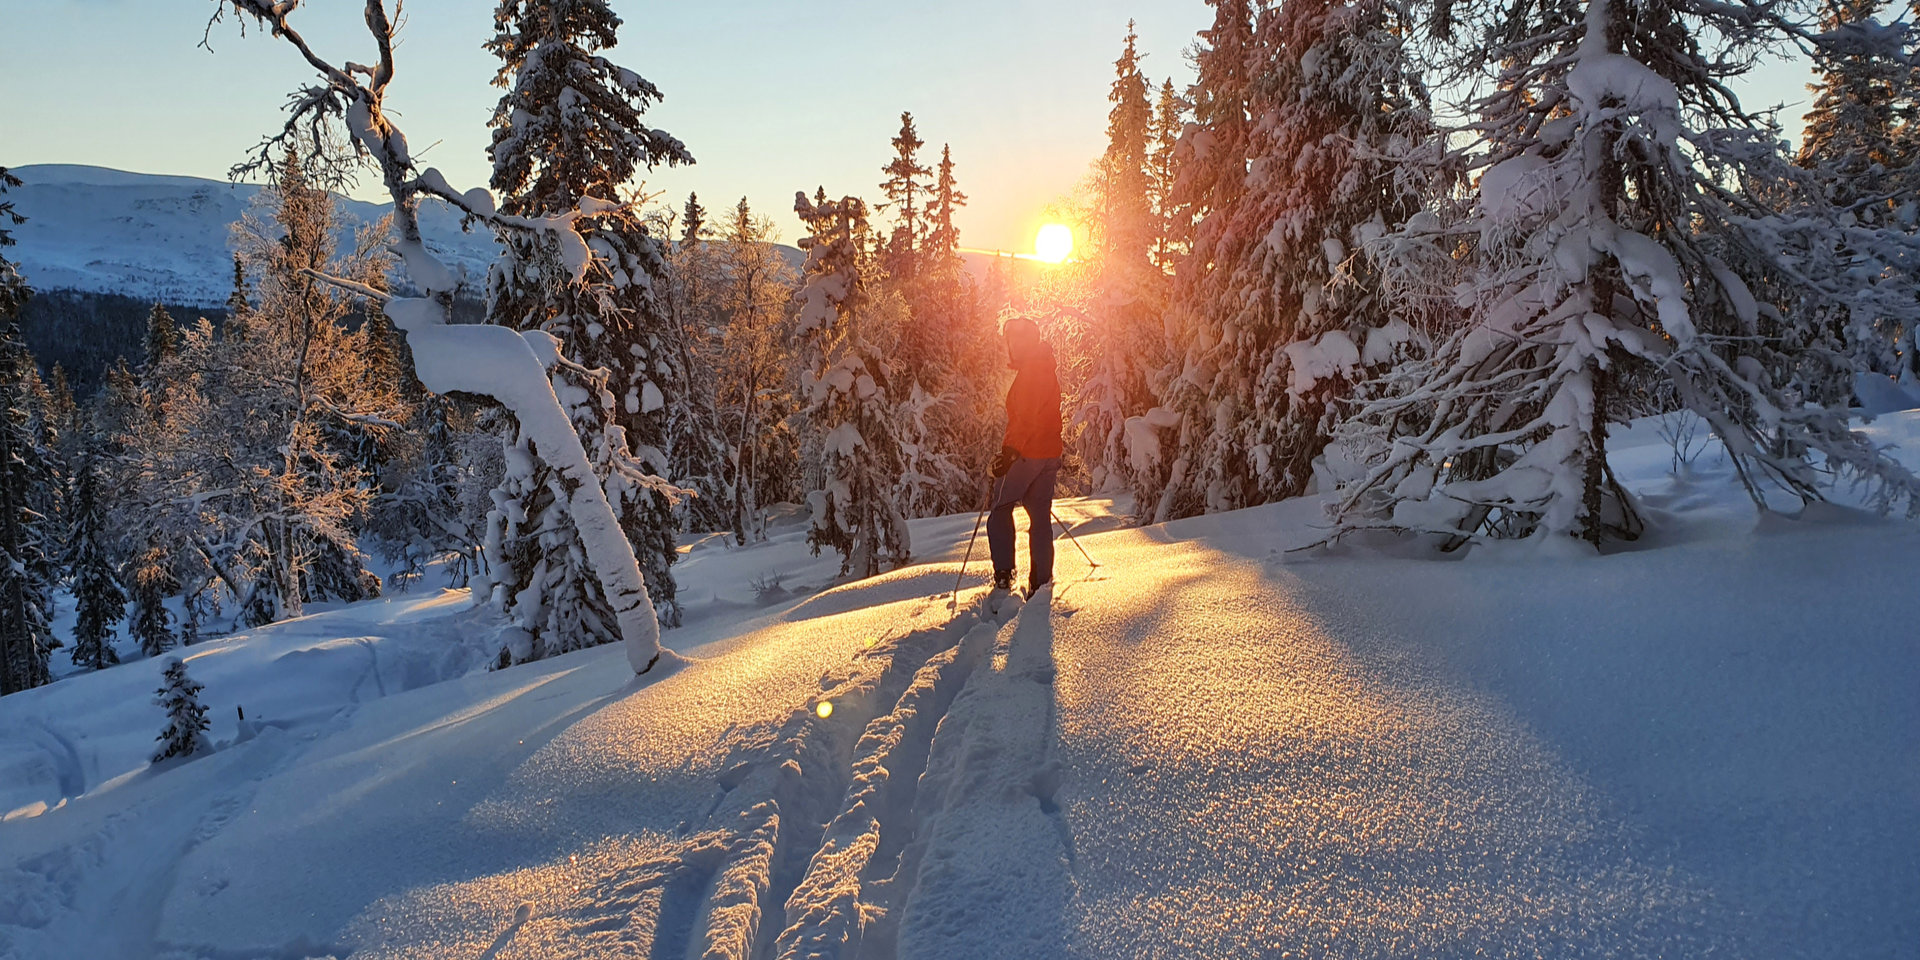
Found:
[208,0,675,674]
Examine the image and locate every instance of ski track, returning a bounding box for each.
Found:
[3,693,371,960]
[569,586,1063,960]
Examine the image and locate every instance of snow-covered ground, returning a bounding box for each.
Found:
[3,413,1917,959]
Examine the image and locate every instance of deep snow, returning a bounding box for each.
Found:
[2,413,1917,959]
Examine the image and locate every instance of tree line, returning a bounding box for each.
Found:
[5,0,1919,693]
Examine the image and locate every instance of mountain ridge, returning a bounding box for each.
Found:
[6,164,503,307]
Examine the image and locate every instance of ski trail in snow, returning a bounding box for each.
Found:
[770,605,1002,959]
[27,719,87,800]
[7,701,366,959]
[607,590,1020,960]
[885,587,1074,960]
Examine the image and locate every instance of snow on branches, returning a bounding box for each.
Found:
[794,191,912,579]
[205,0,675,673]
[1327,0,1920,548]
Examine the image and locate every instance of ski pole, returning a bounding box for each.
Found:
[951,478,994,607]
[1052,509,1099,569]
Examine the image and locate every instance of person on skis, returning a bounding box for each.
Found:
[988,315,1063,594]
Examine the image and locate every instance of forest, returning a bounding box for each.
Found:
[3,0,1917,694]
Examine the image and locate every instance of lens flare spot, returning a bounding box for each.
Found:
[815,700,834,719]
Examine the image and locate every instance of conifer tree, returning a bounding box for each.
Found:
[874,114,967,516]
[1172,0,1256,256]
[145,303,181,372]
[1124,1,1258,521]
[483,0,694,652]
[1161,0,1438,519]
[794,191,912,578]
[1103,24,1157,275]
[0,168,21,325]
[1,167,58,695]
[1795,0,1920,379]
[927,146,968,270]
[152,657,210,762]
[681,192,707,248]
[879,112,933,283]
[66,449,125,671]
[1078,24,1172,504]
[224,256,250,330]
[922,144,1001,493]
[126,534,178,658]
[1333,0,1920,546]
[1149,78,1190,271]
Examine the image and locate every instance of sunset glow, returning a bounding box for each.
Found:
[1035,223,1075,264]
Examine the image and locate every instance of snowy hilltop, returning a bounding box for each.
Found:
[4,165,499,306]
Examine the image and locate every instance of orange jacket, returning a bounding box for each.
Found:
[1003,341,1064,459]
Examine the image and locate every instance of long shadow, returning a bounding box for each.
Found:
[179,657,701,951]
[881,587,1077,960]
[1273,530,1920,959]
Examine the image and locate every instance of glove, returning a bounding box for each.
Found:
[990,445,1018,479]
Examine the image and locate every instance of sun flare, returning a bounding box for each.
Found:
[1034,223,1075,264]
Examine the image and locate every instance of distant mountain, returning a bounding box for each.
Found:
[6,165,501,307]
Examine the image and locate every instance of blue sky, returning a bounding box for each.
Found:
[1,1,1813,254]
[0,0,1213,254]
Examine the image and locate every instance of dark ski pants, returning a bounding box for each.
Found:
[987,457,1060,590]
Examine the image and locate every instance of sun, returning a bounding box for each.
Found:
[1034,223,1075,264]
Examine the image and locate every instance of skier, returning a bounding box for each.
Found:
[988,316,1063,594]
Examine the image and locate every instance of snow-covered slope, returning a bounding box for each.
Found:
[2,415,1917,959]
[5,165,501,307]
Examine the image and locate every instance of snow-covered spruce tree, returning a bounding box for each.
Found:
[1330,0,1920,548]
[1132,0,1258,520]
[794,191,912,578]
[1082,23,1174,508]
[483,0,694,647]
[1160,0,1438,519]
[151,657,210,762]
[1,168,59,695]
[209,0,679,674]
[65,449,126,671]
[19,363,72,553]
[1794,0,1920,380]
[1149,78,1192,272]
[713,197,800,545]
[873,115,974,516]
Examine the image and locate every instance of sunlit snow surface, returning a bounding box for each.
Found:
[3,415,1918,959]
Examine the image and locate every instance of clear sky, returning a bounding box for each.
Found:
[0,0,1215,255]
[0,1,1814,255]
